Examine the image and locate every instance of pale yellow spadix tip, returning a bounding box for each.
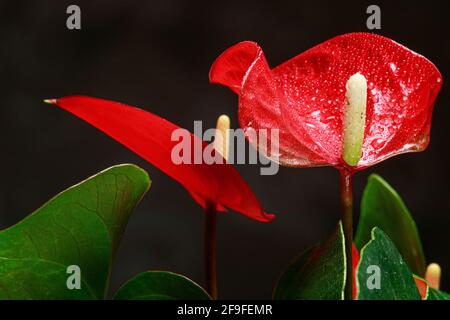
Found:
[342,72,367,166]
[214,114,230,161]
[425,263,441,289]
[43,99,57,104]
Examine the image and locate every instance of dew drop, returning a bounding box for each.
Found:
[371,138,386,150]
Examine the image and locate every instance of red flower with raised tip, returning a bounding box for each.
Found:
[46,96,274,223]
[210,33,442,170]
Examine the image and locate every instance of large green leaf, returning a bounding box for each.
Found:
[355,174,426,276]
[273,222,346,300]
[356,228,421,300]
[113,271,210,300]
[0,164,150,300]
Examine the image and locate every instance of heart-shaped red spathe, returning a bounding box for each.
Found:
[48,96,274,223]
[210,33,443,170]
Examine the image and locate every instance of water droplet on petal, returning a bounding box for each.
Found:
[371,138,386,150]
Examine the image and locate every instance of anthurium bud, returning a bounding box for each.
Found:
[214,115,230,161]
[342,73,367,166]
[425,263,441,289]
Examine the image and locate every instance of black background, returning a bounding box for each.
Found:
[0,0,449,298]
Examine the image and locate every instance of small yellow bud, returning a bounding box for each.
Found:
[425,263,441,290]
[214,115,230,161]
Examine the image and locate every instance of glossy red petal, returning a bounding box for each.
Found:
[210,42,328,167]
[209,41,260,94]
[211,33,442,169]
[274,33,442,168]
[352,243,360,300]
[49,96,274,222]
[414,277,428,300]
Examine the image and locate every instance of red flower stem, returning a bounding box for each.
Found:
[340,169,353,300]
[204,203,218,299]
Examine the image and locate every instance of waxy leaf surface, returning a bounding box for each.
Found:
[355,174,426,275]
[114,271,210,300]
[273,222,346,300]
[356,228,421,300]
[0,164,150,299]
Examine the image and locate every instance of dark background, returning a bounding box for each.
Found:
[0,0,449,299]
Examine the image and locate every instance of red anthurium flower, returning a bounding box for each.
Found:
[46,96,274,222]
[210,33,442,170]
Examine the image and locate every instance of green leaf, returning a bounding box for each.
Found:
[355,174,426,276]
[113,271,210,300]
[427,288,450,300]
[0,164,150,300]
[273,222,346,300]
[356,228,421,300]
